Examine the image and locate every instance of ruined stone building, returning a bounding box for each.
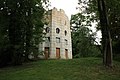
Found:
[39,7,72,59]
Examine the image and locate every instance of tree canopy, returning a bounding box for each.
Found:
[77,0,120,66]
[71,13,101,58]
[0,0,49,67]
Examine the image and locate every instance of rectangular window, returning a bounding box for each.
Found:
[45,37,50,42]
[56,37,60,43]
[48,37,50,42]
[65,39,68,45]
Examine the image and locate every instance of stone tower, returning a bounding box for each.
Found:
[39,7,72,59]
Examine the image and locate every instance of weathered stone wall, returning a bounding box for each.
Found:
[39,7,72,59]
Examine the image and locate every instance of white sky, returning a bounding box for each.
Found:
[49,0,101,43]
[49,0,79,19]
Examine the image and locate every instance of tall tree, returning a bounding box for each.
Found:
[0,0,49,67]
[78,0,114,67]
[97,0,112,67]
[71,13,101,58]
[106,0,120,61]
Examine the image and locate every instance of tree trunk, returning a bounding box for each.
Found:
[97,0,113,67]
[25,12,33,62]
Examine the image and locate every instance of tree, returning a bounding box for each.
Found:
[79,0,112,66]
[71,13,101,58]
[106,0,120,61]
[0,0,49,67]
[97,0,112,67]
[78,0,120,67]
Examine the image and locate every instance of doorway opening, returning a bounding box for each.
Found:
[56,48,60,59]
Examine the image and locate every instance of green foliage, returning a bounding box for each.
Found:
[106,0,120,58]
[78,0,120,62]
[0,58,120,80]
[71,13,101,58]
[0,0,49,67]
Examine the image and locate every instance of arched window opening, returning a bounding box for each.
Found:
[45,27,50,33]
[56,28,60,34]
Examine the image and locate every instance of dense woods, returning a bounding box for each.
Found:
[73,0,120,67]
[70,13,101,58]
[0,0,49,67]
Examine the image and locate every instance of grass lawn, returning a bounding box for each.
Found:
[0,57,120,80]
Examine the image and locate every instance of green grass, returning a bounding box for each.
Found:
[0,57,120,80]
